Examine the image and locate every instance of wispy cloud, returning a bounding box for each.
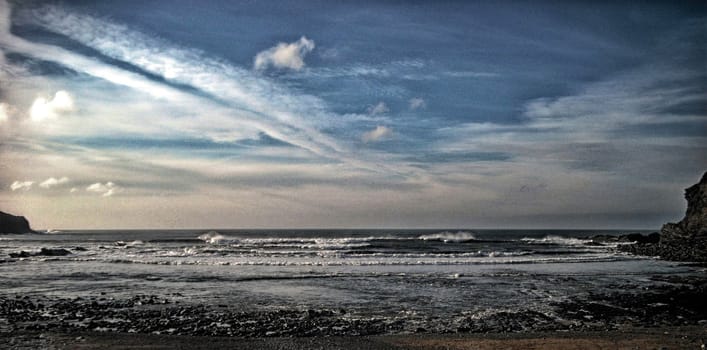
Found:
[19,5,390,171]
[435,61,707,182]
[362,125,392,143]
[409,97,426,110]
[368,102,389,115]
[254,36,315,71]
[442,71,498,79]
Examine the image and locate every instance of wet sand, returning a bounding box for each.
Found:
[4,326,705,350]
[2,266,705,349]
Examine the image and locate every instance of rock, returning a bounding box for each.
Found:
[0,211,34,234]
[9,251,31,258]
[657,172,707,261]
[661,172,707,240]
[646,232,661,244]
[590,232,660,245]
[615,232,661,244]
[8,248,72,258]
[620,172,707,261]
[37,248,72,256]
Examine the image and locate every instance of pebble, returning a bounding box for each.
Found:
[0,274,705,337]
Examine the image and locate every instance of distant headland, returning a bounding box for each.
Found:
[0,211,35,234]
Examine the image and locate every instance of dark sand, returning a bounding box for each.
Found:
[4,326,706,350]
[2,273,706,349]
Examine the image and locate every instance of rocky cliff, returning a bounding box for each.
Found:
[0,211,34,234]
[620,172,707,261]
[657,171,707,261]
[661,172,707,242]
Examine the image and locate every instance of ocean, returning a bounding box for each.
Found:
[0,229,701,334]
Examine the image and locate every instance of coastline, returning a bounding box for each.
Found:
[4,326,705,350]
[2,271,705,349]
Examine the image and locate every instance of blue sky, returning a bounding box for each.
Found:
[0,0,705,229]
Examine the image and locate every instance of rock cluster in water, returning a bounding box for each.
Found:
[620,171,707,262]
[8,248,72,258]
[0,211,34,234]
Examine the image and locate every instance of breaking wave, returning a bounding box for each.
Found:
[198,231,396,249]
[520,235,592,246]
[59,253,625,266]
[418,231,476,243]
[198,231,231,244]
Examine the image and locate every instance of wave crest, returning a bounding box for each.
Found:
[198,231,233,244]
[520,235,591,246]
[418,231,476,243]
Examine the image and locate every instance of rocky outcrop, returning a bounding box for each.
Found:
[0,211,34,234]
[8,248,72,258]
[620,172,707,262]
[661,172,707,241]
[590,232,660,245]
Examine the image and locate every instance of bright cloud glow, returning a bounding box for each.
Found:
[10,180,33,191]
[29,90,74,122]
[254,36,315,71]
[39,177,69,189]
[0,102,9,123]
[362,125,393,143]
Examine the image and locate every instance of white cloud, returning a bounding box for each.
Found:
[86,181,120,197]
[39,176,69,189]
[30,90,75,122]
[70,187,77,193]
[362,125,393,143]
[10,180,33,191]
[409,97,426,110]
[254,36,315,71]
[368,102,389,115]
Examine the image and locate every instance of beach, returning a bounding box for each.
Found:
[1,229,706,349]
[4,327,706,349]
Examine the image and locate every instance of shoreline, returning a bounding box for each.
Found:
[1,272,705,348]
[4,326,705,350]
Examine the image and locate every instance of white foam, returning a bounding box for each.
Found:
[65,251,624,267]
[197,233,402,249]
[520,235,592,246]
[114,240,144,247]
[418,231,476,243]
[198,231,233,244]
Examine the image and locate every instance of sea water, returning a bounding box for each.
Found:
[0,229,698,324]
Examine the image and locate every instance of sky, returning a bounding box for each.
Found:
[0,0,705,229]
